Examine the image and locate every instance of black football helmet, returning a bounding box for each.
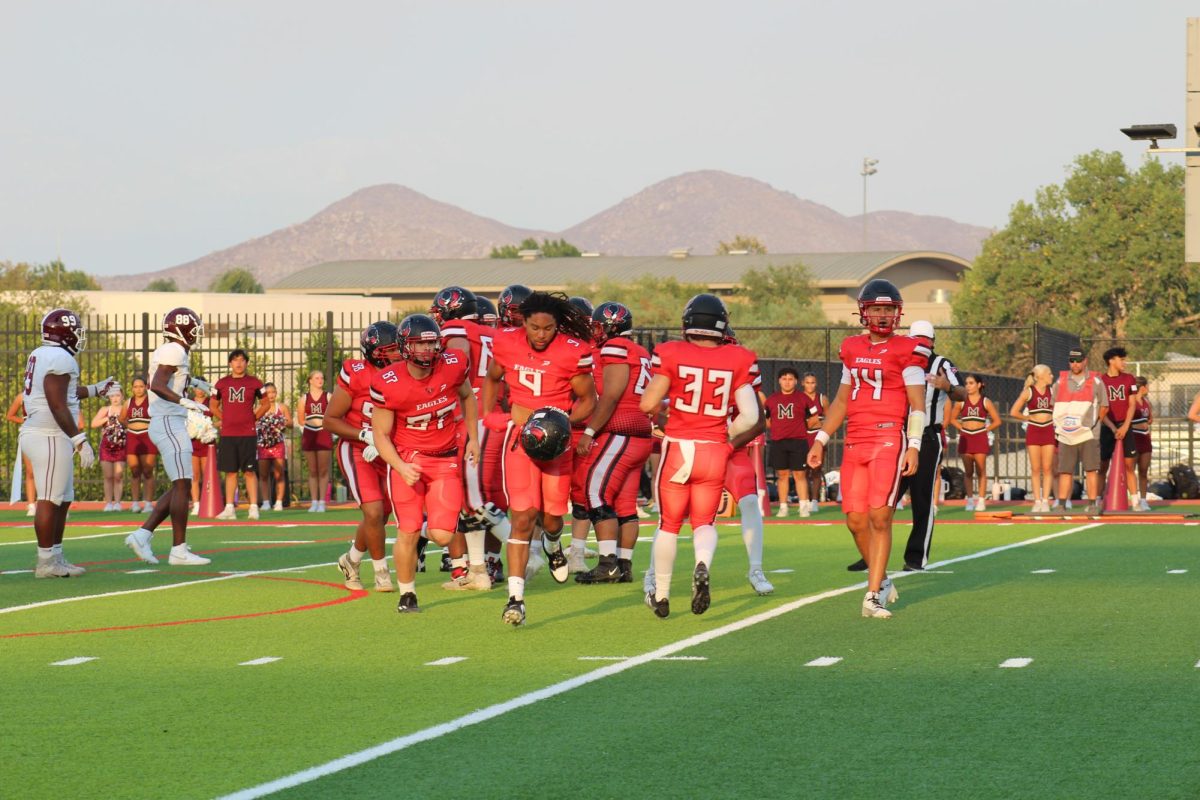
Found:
[163,307,203,347]
[361,321,402,368]
[681,294,729,339]
[519,407,572,461]
[475,296,499,328]
[568,296,594,317]
[592,301,633,343]
[430,286,478,324]
[398,314,444,368]
[857,279,903,335]
[41,308,86,354]
[498,284,533,327]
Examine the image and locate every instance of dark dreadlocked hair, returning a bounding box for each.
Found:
[518,290,595,341]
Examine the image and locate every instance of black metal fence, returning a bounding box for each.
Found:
[4,313,1200,503]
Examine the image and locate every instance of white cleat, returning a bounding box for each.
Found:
[168,545,211,566]
[466,564,493,590]
[336,553,363,591]
[125,530,159,564]
[879,577,898,607]
[862,591,892,619]
[35,556,71,578]
[748,568,774,595]
[567,548,588,574]
[57,553,86,577]
[775,504,789,518]
[215,505,237,521]
[247,504,260,520]
[643,569,656,596]
[373,569,395,593]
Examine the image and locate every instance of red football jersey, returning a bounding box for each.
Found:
[1099,372,1138,422]
[838,333,928,439]
[369,349,469,453]
[439,318,495,393]
[597,336,653,435]
[652,340,757,441]
[491,327,593,411]
[336,358,382,439]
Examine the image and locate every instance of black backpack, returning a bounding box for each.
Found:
[1169,464,1200,499]
[941,466,966,499]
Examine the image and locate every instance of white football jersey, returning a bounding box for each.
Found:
[147,341,190,419]
[20,345,80,435]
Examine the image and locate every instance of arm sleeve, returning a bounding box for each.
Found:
[903,365,926,386]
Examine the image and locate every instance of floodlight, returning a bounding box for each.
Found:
[1120,123,1177,149]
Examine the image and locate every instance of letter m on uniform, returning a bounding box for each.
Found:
[1108,386,1126,402]
[777,403,795,420]
[229,387,246,403]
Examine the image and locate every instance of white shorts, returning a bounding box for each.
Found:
[19,431,75,505]
[150,415,193,482]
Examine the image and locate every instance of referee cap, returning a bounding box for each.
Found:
[909,320,935,340]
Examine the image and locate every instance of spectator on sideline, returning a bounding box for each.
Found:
[91,388,127,511]
[295,370,332,512]
[1131,376,1153,512]
[188,384,214,515]
[1009,365,1056,513]
[122,375,158,513]
[256,383,291,512]
[949,374,1001,511]
[1051,348,1108,515]
[212,348,269,520]
[6,394,39,516]
[799,372,828,513]
[764,368,811,517]
[1097,347,1139,507]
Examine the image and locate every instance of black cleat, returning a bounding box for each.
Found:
[439,552,452,572]
[645,591,669,618]
[502,595,526,626]
[487,556,505,583]
[901,562,924,572]
[543,535,569,584]
[691,562,711,615]
[575,555,622,584]
[396,592,421,613]
[847,558,868,572]
[617,558,633,583]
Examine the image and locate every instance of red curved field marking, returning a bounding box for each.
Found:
[0,574,368,639]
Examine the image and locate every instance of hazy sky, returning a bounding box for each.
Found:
[2,1,1196,276]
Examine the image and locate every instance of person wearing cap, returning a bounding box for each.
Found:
[1050,349,1108,515]
[848,320,965,572]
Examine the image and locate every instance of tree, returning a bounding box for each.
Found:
[717,235,767,255]
[0,259,100,291]
[948,150,1196,374]
[295,328,346,394]
[144,278,178,292]
[565,275,709,329]
[490,238,582,259]
[209,268,264,294]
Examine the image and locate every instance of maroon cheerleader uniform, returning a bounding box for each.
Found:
[125,395,158,456]
[957,397,990,455]
[1131,398,1152,455]
[100,410,127,462]
[257,404,288,460]
[300,391,333,451]
[1024,385,1055,446]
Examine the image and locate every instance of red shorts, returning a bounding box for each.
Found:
[585,433,653,517]
[840,433,906,514]
[337,439,388,506]
[958,429,990,455]
[387,453,463,533]
[1133,431,1151,455]
[1025,423,1055,447]
[502,423,573,517]
[126,432,158,457]
[571,428,591,509]
[724,445,758,500]
[654,438,730,535]
[301,428,333,451]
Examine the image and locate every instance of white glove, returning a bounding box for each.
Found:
[87,376,117,398]
[189,376,213,394]
[362,444,379,463]
[180,398,207,414]
[71,433,95,469]
[358,428,375,447]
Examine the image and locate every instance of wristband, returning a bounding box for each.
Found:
[907,437,922,450]
[358,429,371,442]
[814,430,830,447]
[583,427,596,438]
[906,411,926,440]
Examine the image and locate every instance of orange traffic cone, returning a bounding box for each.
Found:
[200,442,225,518]
[1103,454,1130,512]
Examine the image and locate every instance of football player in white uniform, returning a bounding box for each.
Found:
[21,309,118,577]
[124,308,213,566]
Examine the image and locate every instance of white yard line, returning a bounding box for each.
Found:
[217,522,1103,800]
[804,657,842,667]
[999,658,1033,668]
[51,656,97,666]
[425,657,468,666]
[240,657,282,666]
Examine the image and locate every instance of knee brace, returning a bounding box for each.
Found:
[617,514,638,527]
[587,503,618,524]
[571,503,590,521]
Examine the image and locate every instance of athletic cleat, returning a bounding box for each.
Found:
[396,592,420,613]
[862,591,892,619]
[35,557,71,578]
[879,577,898,607]
[487,556,505,583]
[524,545,545,581]
[691,562,711,615]
[441,572,472,591]
[465,564,493,590]
[567,547,588,574]
[215,505,237,521]
[643,569,656,596]
[901,562,924,572]
[617,558,633,583]
[374,569,395,592]
[57,554,86,577]
[502,596,526,626]
[964,497,976,512]
[124,531,159,565]
[336,553,364,591]
[543,535,569,584]
[645,591,669,618]
[847,558,868,572]
[247,504,260,520]
[439,553,452,572]
[168,545,211,566]
[748,568,774,595]
[575,555,621,584]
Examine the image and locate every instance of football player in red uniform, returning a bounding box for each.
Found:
[481,291,597,626]
[573,302,655,584]
[475,296,499,328]
[639,294,759,618]
[325,322,403,593]
[370,314,479,613]
[807,279,929,619]
[565,294,600,574]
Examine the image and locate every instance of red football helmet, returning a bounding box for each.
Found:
[399,314,444,368]
[857,279,903,336]
[41,308,86,354]
[163,307,203,347]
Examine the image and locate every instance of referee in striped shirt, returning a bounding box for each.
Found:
[848,320,965,572]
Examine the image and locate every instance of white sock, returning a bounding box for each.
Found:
[569,538,586,555]
[51,543,63,555]
[508,576,525,600]
[170,542,190,555]
[348,546,365,564]
[618,547,634,560]
[738,495,763,569]
[398,581,415,594]
[652,530,677,601]
[450,556,466,570]
[374,561,390,573]
[598,540,617,557]
[465,528,486,566]
[37,546,53,559]
[693,524,718,568]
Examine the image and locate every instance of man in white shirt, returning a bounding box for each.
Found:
[125,307,213,566]
[21,309,117,577]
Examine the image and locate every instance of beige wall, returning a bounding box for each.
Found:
[70,290,393,319]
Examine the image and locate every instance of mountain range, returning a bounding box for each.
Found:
[102,170,992,291]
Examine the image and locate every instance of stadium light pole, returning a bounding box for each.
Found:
[861,157,878,251]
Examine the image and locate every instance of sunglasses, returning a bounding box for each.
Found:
[1068,357,1085,363]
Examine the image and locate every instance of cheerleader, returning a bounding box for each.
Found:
[951,374,1001,511]
[294,370,332,512]
[1131,376,1152,512]
[122,376,158,513]
[256,383,292,511]
[1009,364,1055,513]
[188,385,214,515]
[90,388,127,510]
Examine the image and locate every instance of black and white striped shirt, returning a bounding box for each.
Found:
[923,353,960,430]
